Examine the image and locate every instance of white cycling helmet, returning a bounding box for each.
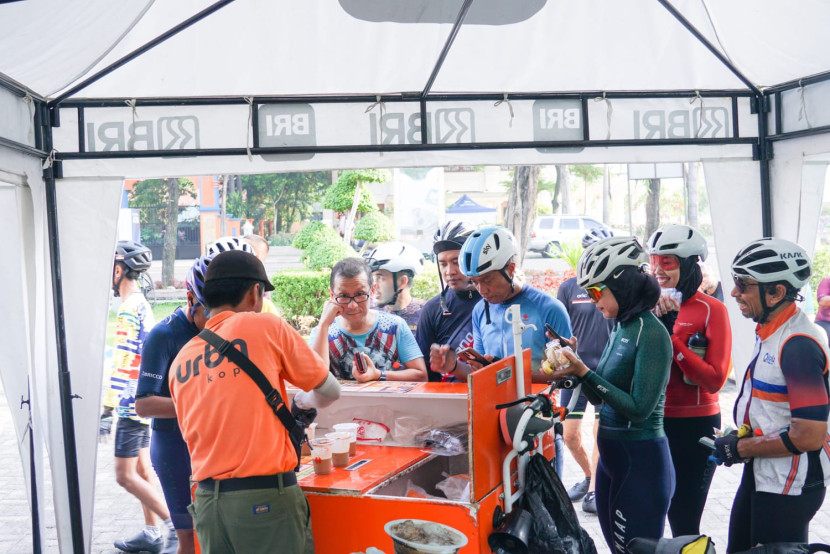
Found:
[459,226,518,277]
[582,227,614,249]
[577,236,645,288]
[647,224,708,260]
[366,242,424,275]
[731,237,811,289]
[206,236,254,256]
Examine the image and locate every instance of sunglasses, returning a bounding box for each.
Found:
[585,284,607,302]
[732,276,759,294]
[649,255,680,271]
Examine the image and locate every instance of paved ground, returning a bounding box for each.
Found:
[2,246,828,552]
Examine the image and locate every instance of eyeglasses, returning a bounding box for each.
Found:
[333,293,371,305]
[732,276,759,294]
[649,255,680,271]
[585,284,607,302]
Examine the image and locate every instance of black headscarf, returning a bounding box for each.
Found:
[604,266,661,324]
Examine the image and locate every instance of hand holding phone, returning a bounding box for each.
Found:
[457,347,490,366]
[544,323,563,342]
[354,351,367,374]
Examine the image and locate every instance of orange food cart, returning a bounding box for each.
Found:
[290,350,557,553]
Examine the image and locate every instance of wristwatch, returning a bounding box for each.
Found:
[378,369,387,381]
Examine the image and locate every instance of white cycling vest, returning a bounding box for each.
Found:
[734,308,830,495]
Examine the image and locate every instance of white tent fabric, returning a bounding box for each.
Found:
[3,1,830,551]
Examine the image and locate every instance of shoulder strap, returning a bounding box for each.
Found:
[197,329,304,454]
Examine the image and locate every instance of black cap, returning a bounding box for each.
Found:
[204,250,275,291]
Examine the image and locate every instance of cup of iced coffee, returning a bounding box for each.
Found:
[332,422,359,456]
[310,438,333,475]
[326,431,351,467]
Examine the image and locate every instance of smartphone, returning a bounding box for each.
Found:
[544,323,564,342]
[354,351,366,374]
[457,347,490,365]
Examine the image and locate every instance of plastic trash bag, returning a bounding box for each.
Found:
[522,453,597,554]
[435,472,470,503]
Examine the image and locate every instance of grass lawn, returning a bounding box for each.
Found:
[105,302,183,347]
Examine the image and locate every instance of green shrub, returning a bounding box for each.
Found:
[293,221,337,250]
[543,240,583,271]
[354,211,395,243]
[271,269,330,329]
[411,259,441,301]
[268,232,294,247]
[302,236,357,270]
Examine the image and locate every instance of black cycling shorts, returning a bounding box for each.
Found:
[114,417,150,458]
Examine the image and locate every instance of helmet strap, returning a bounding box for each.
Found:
[378,272,402,308]
[756,283,788,324]
[500,268,515,294]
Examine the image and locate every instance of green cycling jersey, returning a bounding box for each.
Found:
[581,310,672,441]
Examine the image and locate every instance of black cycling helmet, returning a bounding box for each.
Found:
[433,220,476,255]
[115,240,152,272]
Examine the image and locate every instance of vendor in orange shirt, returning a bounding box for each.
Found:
[169,250,340,553]
[310,257,427,382]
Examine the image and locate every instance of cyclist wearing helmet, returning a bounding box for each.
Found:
[458,226,572,384]
[715,238,830,552]
[134,254,216,554]
[366,242,426,332]
[556,228,615,513]
[415,220,481,382]
[552,236,673,554]
[646,224,732,537]
[104,240,171,554]
[310,257,427,382]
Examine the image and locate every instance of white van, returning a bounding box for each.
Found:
[528,215,612,254]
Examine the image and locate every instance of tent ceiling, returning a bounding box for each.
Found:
[3,0,830,101]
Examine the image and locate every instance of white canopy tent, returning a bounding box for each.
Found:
[3,1,830,551]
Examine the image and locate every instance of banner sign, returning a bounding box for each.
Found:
[52,95,757,158]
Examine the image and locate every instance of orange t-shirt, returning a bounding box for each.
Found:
[170,310,327,481]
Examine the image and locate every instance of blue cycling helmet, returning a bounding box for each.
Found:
[186,254,213,308]
[582,227,614,249]
[459,226,518,277]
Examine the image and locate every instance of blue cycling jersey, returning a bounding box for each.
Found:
[472,285,572,368]
[136,306,198,431]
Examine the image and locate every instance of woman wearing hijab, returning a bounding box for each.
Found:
[553,236,674,553]
[647,224,732,537]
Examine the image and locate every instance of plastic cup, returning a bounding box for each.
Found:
[333,422,359,456]
[309,438,333,475]
[326,431,351,467]
[301,422,318,456]
[384,519,468,553]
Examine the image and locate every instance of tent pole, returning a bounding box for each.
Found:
[756,94,773,236]
[419,0,474,144]
[23,384,42,554]
[42,108,86,553]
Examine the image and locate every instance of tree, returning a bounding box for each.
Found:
[645,178,661,240]
[504,165,540,264]
[555,165,573,214]
[570,164,603,213]
[602,165,611,224]
[353,211,395,251]
[322,169,387,245]
[238,172,330,234]
[129,177,195,286]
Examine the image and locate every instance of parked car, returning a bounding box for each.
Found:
[527,215,612,255]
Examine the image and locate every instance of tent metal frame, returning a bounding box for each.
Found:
[3,0,830,551]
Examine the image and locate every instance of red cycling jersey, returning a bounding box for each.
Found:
[665,291,732,418]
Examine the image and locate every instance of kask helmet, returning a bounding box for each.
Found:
[434,220,477,255]
[577,236,644,288]
[366,242,424,275]
[186,254,213,308]
[459,226,518,277]
[582,227,614,249]
[647,224,708,260]
[731,237,811,289]
[115,240,152,272]
[206,236,253,256]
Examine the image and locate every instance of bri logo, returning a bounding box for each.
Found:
[763,352,776,364]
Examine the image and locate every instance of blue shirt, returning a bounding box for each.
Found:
[310,310,423,380]
[136,306,198,432]
[472,285,572,368]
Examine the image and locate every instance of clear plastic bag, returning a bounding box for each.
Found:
[435,472,471,502]
[415,422,468,456]
[393,414,438,446]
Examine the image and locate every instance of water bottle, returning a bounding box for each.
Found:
[684,331,709,385]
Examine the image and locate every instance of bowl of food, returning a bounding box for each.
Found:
[384,519,468,554]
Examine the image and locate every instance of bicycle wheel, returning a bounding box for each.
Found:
[140,272,157,307]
